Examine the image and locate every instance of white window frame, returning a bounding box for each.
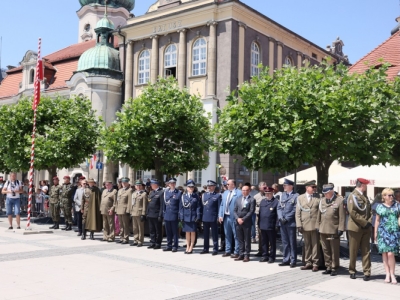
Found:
[138,50,150,84]
[192,38,207,76]
[193,170,202,185]
[164,44,177,68]
[251,42,260,77]
[136,170,144,181]
[251,170,259,186]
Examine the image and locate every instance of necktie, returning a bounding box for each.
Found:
[225,191,232,214]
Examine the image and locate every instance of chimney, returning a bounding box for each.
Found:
[391,16,400,35]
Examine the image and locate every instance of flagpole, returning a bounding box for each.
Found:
[26,38,42,230]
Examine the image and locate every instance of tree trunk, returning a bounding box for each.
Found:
[154,158,164,186]
[47,165,57,181]
[314,160,333,193]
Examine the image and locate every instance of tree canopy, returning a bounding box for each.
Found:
[101,77,213,181]
[0,96,100,176]
[215,62,400,190]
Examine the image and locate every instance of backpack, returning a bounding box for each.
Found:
[3,180,21,189]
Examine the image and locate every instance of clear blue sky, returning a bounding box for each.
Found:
[1,0,399,68]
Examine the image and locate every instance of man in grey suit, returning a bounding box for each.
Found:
[234,184,256,262]
[277,178,299,268]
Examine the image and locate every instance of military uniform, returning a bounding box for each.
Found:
[347,181,372,279]
[202,189,221,254]
[147,182,164,249]
[253,192,265,255]
[163,185,182,251]
[316,187,345,274]
[60,182,74,230]
[130,188,148,246]
[115,185,133,244]
[80,187,91,239]
[295,189,321,269]
[49,183,62,227]
[100,188,117,241]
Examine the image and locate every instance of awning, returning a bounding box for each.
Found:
[329,163,400,187]
[279,161,349,185]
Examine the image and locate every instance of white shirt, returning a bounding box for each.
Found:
[74,187,84,211]
[5,180,22,199]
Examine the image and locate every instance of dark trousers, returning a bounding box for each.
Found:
[261,229,277,260]
[75,211,82,233]
[165,220,179,249]
[236,224,252,257]
[203,221,219,252]
[148,217,163,246]
[220,221,225,248]
[280,224,297,264]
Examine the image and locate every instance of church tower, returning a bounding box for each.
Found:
[77,0,135,43]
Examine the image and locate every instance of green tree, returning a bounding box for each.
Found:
[215,63,400,191]
[101,77,213,182]
[0,96,100,177]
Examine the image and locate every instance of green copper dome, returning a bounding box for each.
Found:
[79,0,135,11]
[77,15,122,80]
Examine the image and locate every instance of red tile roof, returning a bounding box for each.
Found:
[48,59,79,91]
[0,70,22,99]
[44,40,96,63]
[349,32,400,80]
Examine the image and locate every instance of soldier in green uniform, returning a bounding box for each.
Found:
[100,181,117,242]
[116,177,132,244]
[129,179,148,247]
[316,183,346,276]
[49,176,62,229]
[347,178,372,281]
[60,175,74,231]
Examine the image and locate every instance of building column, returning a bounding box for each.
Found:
[178,29,187,89]
[207,22,218,95]
[238,22,247,86]
[297,51,302,69]
[277,41,283,69]
[125,40,134,100]
[268,37,275,76]
[150,35,159,83]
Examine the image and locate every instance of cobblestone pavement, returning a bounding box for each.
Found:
[0,216,398,300]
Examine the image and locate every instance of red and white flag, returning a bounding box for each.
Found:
[90,154,97,169]
[32,38,43,110]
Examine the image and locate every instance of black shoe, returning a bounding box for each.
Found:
[77,232,82,237]
[234,256,244,261]
[163,248,172,252]
[290,263,296,268]
[279,262,290,266]
[200,250,209,254]
[331,270,337,276]
[254,252,263,257]
[81,230,86,240]
[222,252,230,257]
[65,224,72,231]
[322,269,332,275]
[268,258,275,264]
[350,274,356,279]
[153,245,161,250]
[61,226,67,231]
[218,247,225,252]
[131,242,138,246]
[17,227,21,229]
[186,250,193,254]
[363,275,370,281]
[49,224,56,229]
[137,244,143,247]
[90,232,94,240]
[212,251,218,256]
[121,241,129,244]
[260,257,269,262]
[147,244,155,249]
[172,248,177,252]
[53,223,59,229]
[8,227,13,230]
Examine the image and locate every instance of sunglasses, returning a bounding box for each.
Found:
[387,194,394,197]
[311,186,317,188]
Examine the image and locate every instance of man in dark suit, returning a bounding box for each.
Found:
[233,184,256,262]
[146,179,164,250]
[277,178,299,268]
[201,180,222,255]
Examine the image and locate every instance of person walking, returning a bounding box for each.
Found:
[374,188,400,284]
[347,178,372,281]
[2,172,23,229]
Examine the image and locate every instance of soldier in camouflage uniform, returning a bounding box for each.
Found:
[49,176,62,229]
[60,175,74,231]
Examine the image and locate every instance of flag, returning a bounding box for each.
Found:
[32,38,43,110]
[90,154,97,169]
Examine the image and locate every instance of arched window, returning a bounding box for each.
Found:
[164,44,177,78]
[192,38,207,76]
[284,56,293,66]
[29,69,35,84]
[251,42,260,77]
[138,50,150,84]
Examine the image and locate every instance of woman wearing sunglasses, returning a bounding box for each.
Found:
[374,188,400,284]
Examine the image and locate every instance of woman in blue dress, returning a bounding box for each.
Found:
[374,188,400,284]
[180,179,202,254]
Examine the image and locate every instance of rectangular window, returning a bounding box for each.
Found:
[251,170,258,186]
[193,170,202,185]
[312,53,318,60]
[136,170,144,181]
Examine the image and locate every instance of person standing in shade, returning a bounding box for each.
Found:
[147,179,164,250]
[253,181,267,257]
[201,180,222,255]
[347,178,372,281]
[277,178,299,268]
[130,180,148,247]
[60,175,74,231]
[115,177,132,244]
[162,178,182,252]
[374,188,400,284]
[295,180,320,272]
[49,176,62,230]
[316,184,345,276]
[100,181,117,242]
[180,179,202,254]
[233,184,255,262]
[218,179,242,258]
[258,187,279,263]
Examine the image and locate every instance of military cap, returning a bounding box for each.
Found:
[186,179,196,187]
[53,176,59,181]
[135,179,143,185]
[87,178,95,183]
[357,178,370,184]
[305,180,317,187]
[121,177,130,183]
[264,186,274,193]
[63,175,70,180]
[168,178,177,183]
[322,183,334,193]
[207,180,217,186]
[283,178,294,185]
[150,179,159,185]
[79,176,86,180]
